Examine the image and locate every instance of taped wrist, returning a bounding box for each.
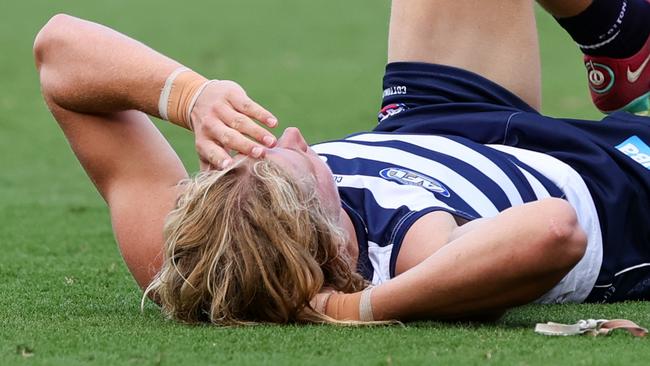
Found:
[158,67,210,130]
[359,287,374,321]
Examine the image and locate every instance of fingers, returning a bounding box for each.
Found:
[199,159,212,171]
[197,124,269,170]
[217,106,276,148]
[191,80,279,169]
[204,120,266,157]
[230,93,278,130]
[196,140,231,170]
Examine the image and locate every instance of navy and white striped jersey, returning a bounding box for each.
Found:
[312,131,602,303]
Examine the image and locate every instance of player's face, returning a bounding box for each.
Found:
[264,127,341,218]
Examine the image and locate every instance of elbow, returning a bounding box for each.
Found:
[34,14,81,106]
[34,13,76,72]
[539,198,588,272]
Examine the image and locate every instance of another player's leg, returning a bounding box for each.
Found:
[388,0,542,110]
[539,0,650,114]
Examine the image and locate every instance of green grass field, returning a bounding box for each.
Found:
[1,1,648,365]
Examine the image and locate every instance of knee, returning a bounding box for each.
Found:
[539,198,588,271]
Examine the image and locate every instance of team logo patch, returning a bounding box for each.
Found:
[379,167,450,197]
[378,103,408,123]
[616,135,650,170]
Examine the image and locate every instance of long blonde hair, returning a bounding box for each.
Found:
[144,158,367,325]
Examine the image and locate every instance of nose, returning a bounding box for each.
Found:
[276,127,309,152]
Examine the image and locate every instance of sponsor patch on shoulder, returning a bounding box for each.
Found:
[378,103,408,123]
[616,135,650,170]
[379,167,450,197]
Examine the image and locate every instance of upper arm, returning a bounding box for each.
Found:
[48,103,188,288]
[395,210,468,275]
[35,14,190,289]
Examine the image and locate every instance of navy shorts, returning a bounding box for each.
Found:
[374,62,650,303]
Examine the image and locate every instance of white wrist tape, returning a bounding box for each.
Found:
[185,79,218,128]
[158,67,190,121]
[359,286,374,321]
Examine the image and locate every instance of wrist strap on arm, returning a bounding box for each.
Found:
[359,286,375,321]
[158,66,211,130]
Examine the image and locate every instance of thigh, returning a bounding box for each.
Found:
[388,0,542,110]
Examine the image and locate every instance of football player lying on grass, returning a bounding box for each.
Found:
[34,0,650,324]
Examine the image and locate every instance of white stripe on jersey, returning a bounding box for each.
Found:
[346,133,527,206]
[313,141,500,217]
[515,167,552,200]
[367,241,392,285]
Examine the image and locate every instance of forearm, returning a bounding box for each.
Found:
[374,198,586,321]
[448,216,488,242]
[326,199,587,321]
[34,14,191,117]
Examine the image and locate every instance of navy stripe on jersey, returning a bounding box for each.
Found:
[494,151,566,199]
[341,202,373,281]
[440,136,540,203]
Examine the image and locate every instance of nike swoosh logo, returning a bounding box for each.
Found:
[627,53,650,83]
